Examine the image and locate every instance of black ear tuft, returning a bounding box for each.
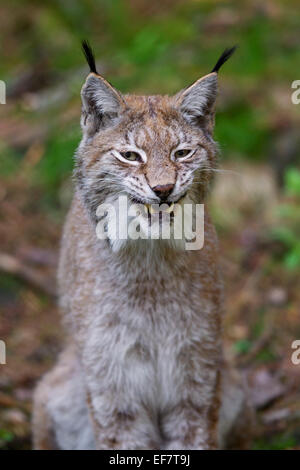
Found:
[210,46,237,73]
[82,40,98,74]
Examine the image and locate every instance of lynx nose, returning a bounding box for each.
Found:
[152,184,174,201]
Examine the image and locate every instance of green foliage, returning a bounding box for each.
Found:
[0,273,22,293]
[0,429,14,448]
[271,168,300,270]
[233,339,252,355]
[34,128,80,192]
[285,167,300,197]
[215,104,269,158]
[253,432,297,450]
[255,348,277,363]
[0,144,22,177]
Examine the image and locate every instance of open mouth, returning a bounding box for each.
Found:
[143,202,174,215]
[129,193,187,223]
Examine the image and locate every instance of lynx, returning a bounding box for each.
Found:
[33,42,252,450]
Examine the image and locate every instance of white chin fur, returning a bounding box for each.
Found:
[95,195,196,253]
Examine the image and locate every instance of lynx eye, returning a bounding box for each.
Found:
[120,151,141,162]
[113,148,146,165]
[174,149,193,160]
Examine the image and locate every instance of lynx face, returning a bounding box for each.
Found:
[75,44,234,250]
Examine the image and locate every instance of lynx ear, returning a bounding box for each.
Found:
[175,46,236,130]
[174,73,218,127]
[80,41,126,135]
[81,74,126,134]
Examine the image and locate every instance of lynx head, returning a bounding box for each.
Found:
[75,41,235,250]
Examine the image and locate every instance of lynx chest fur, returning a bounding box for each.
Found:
[61,196,222,416]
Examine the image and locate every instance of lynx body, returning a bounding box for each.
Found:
[33,44,251,449]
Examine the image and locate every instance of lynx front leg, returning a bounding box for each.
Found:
[86,390,160,450]
[161,401,219,450]
[81,316,162,449]
[161,371,221,450]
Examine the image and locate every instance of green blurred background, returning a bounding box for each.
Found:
[0,0,299,450]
